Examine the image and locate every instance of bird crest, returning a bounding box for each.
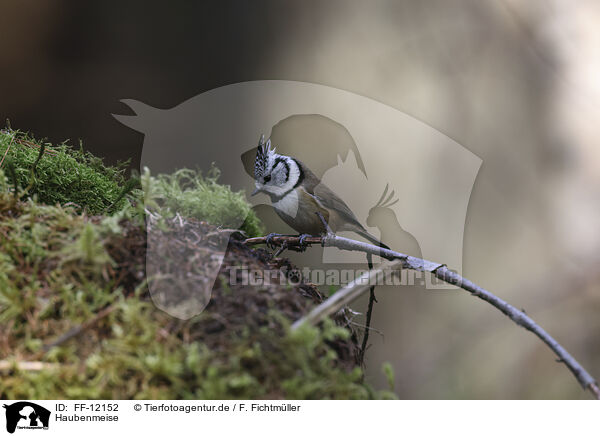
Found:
[254,134,276,179]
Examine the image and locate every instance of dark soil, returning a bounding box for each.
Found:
[105,216,361,367]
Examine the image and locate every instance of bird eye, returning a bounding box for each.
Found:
[264,175,271,183]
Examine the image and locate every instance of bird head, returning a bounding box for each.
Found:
[252,135,298,198]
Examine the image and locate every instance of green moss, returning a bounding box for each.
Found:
[0,128,393,400]
[141,166,264,237]
[3,306,390,399]
[0,129,128,214]
[0,184,392,399]
[0,128,263,236]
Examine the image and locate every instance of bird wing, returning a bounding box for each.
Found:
[296,158,366,232]
[311,182,365,230]
[311,184,388,247]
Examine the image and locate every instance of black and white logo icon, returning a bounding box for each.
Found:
[2,402,50,434]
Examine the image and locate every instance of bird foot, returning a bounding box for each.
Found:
[297,234,312,252]
[265,233,284,249]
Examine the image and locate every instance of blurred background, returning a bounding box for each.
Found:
[1,0,599,399]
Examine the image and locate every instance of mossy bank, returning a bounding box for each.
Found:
[0,129,394,399]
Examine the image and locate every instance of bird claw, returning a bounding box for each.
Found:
[297,234,312,252]
[265,233,284,249]
[265,233,313,252]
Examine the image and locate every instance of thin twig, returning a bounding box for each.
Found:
[360,252,376,364]
[245,234,600,399]
[316,211,333,234]
[246,235,322,246]
[291,259,402,330]
[0,360,59,372]
[273,241,288,257]
[313,211,376,363]
[0,132,14,168]
[41,305,116,353]
[350,321,384,337]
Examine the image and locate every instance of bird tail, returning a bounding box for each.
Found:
[355,229,390,250]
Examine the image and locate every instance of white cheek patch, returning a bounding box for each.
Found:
[272,189,299,218]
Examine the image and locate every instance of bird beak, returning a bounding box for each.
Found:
[251,187,260,196]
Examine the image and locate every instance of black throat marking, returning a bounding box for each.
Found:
[292,158,304,190]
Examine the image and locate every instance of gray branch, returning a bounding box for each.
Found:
[244,234,600,399]
[291,259,402,331]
